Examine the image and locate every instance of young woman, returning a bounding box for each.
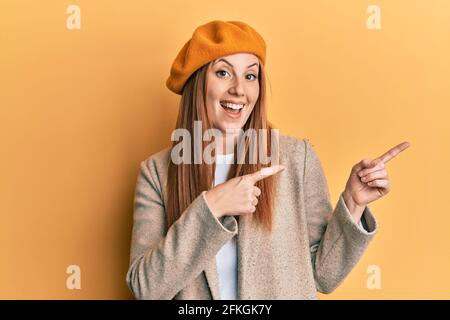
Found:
[126,20,409,300]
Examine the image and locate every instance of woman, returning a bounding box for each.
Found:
[126,20,409,300]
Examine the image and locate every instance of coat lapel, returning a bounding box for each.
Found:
[237,215,248,300]
[237,214,265,300]
[204,214,265,300]
[204,258,221,299]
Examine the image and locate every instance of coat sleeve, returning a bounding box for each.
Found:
[302,139,378,294]
[126,159,238,300]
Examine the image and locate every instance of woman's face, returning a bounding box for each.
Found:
[205,53,260,133]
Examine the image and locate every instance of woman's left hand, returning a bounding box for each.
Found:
[343,141,410,217]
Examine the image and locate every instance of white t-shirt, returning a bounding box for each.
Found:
[214,153,237,300]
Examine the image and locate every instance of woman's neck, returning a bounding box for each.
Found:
[214,132,237,155]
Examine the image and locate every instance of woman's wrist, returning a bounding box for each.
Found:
[342,190,366,224]
[204,190,223,219]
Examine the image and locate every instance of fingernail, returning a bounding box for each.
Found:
[260,167,272,176]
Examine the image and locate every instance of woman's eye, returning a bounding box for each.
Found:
[216,70,230,78]
[216,70,257,81]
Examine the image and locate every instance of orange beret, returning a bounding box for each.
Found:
[166,20,267,95]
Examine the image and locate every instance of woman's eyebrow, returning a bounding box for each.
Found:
[213,58,259,69]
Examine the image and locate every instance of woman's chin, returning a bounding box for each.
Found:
[218,122,245,133]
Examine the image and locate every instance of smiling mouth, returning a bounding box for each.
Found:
[220,101,245,114]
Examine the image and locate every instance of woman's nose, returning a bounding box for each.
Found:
[229,78,245,96]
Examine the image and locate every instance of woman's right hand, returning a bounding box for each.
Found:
[204,165,286,218]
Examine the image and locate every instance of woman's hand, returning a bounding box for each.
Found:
[343,141,410,222]
[204,165,285,218]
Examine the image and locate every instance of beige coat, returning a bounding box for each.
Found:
[126,134,378,299]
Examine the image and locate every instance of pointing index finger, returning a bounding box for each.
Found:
[374,141,410,164]
[247,165,286,184]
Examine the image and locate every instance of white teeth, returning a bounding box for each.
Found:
[220,102,244,110]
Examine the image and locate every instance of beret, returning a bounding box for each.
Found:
[166,20,266,94]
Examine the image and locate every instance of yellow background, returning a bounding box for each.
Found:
[1,0,449,299]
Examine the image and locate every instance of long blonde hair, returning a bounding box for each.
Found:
[166,61,276,234]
